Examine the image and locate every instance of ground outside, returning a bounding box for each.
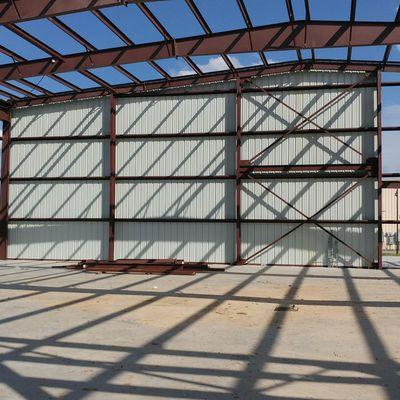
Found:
[0,260,399,400]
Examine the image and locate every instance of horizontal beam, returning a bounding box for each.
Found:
[0,0,154,24]
[13,125,400,141]
[3,21,400,84]
[8,172,374,182]
[383,181,400,188]
[7,217,386,224]
[11,60,400,108]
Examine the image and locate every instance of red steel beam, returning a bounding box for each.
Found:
[0,0,156,24]
[108,94,116,261]
[0,114,10,259]
[11,60,400,107]
[346,0,357,62]
[49,15,142,84]
[285,0,302,62]
[237,11,262,63]
[377,70,383,269]
[235,78,242,265]
[383,181,400,188]
[3,21,400,83]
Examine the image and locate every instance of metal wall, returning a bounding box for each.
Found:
[6,71,378,266]
[241,71,377,266]
[8,97,109,259]
[115,92,236,262]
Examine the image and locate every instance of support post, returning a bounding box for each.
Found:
[0,114,11,259]
[108,95,116,261]
[235,78,243,264]
[396,189,399,254]
[377,70,383,269]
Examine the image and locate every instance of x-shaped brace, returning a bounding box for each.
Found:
[244,174,374,267]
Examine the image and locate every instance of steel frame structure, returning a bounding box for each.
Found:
[0,0,400,269]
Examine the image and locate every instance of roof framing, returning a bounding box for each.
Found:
[0,0,400,108]
[0,0,155,24]
[2,21,400,83]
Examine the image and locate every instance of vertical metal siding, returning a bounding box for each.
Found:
[117,94,235,134]
[7,70,377,266]
[116,180,235,219]
[115,222,235,263]
[242,132,375,165]
[11,97,109,138]
[10,141,109,178]
[242,179,375,220]
[117,137,235,176]
[9,182,108,218]
[242,71,377,267]
[8,222,108,259]
[242,223,376,267]
[242,87,374,132]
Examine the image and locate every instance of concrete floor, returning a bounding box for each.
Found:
[0,261,399,400]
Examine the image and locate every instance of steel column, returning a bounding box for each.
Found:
[108,95,116,261]
[235,78,243,264]
[377,70,383,269]
[0,114,11,259]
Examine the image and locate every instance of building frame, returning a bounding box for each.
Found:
[0,0,400,269]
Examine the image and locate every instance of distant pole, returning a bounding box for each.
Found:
[396,189,399,254]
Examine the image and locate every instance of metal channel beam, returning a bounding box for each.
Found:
[377,70,383,269]
[0,0,155,24]
[0,113,10,259]
[3,21,400,83]
[11,60,400,107]
[109,94,116,261]
[235,78,242,265]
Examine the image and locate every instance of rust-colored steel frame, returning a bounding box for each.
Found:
[239,73,381,268]
[0,0,400,106]
[0,111,10,259]
[0,0,399,268]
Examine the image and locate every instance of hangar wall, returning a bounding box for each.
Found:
[6,71,378,266]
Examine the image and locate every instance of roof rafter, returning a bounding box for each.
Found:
[285,0,302,62]
[236,0,269,67]
[11,59,400,108]
[0,0,156,24]
[2,20,400,83]
[347,0,357,62]
[5,21,114,91]
[49,15,142,84]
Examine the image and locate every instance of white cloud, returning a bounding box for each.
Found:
[170,55,266,76]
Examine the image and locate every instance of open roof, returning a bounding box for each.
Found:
[1,0,400,108]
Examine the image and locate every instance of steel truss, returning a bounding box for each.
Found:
[234,73,383,268]
[0,0,399,268]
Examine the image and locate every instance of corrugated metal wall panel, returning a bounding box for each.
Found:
[242,132,375,165]
[115,222,235,263]
[9,182,108,218]
[10,141,109,178]
[117,137,235,176]
[382,188,399,238]
[8,222,108,259]
[117,180,235,219]
[11,97,109,138]
[117,93,235,135]
[242,179,375,220]
[242,223,376,267]
[242,87,374,131]
[249,71,373,89]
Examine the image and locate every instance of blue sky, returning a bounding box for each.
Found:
[0,0,399,171]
